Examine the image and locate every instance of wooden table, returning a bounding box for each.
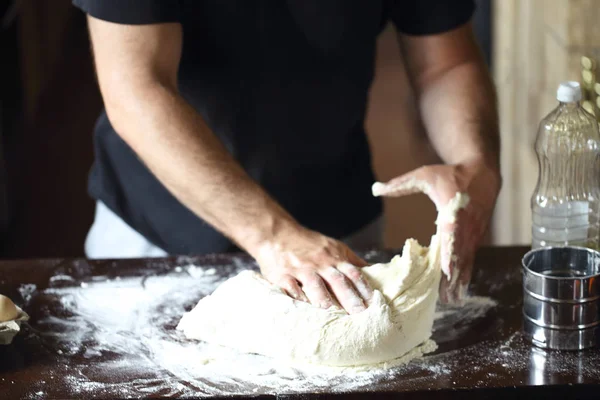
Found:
[0,247,599,399]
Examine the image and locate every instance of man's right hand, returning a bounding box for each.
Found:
[86,17,373,314]
[251,226,374,315]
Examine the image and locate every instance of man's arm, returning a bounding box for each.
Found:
[87,17,372,313]
[374,23,502,303]
[398,22,500,171]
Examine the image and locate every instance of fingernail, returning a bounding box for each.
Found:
[320,301,333,309]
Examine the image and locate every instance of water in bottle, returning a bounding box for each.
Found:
[531,81,600,249]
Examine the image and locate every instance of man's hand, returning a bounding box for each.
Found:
[390,21,501,303]
[251,226,374,314]
[373,159,501,304]
[86,17,373,313]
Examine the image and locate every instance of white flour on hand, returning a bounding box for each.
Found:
[373,179,470,282]
[177,193,470,367]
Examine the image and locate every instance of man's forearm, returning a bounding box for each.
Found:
[417,59,500,171]
[107,83,298,253]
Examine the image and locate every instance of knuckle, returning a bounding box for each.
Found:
[299,261,318,271]
[320,267,344,281]
[329,271,348,285]
[340,264,362,281]
[316,248,331,260]
[347,270,363,283]
[301,272,324,288]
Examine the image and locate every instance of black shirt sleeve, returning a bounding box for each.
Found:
[389,0,475,36]
[72,0,182,25]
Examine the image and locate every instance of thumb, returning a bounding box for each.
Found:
[371,168,435,200]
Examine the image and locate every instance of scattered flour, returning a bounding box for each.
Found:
[33,264,400,396]
[434,296,497,321]
[26,257,498,397]
[18,284,37,303]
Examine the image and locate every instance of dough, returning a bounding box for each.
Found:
[0,295,19,323]
[177,193,469,367]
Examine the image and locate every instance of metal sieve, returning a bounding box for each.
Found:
[522,246,600,350]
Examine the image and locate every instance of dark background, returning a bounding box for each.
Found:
[0,0,492,259]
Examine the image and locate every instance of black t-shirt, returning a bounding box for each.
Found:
[73,0,475,255]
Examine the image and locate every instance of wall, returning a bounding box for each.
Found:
[492,0,600,245]
[366,25,441,248]
[3,4,100,258]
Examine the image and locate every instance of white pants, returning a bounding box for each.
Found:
[85,201,384,259]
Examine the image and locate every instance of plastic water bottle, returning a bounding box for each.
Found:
[531,81,600,249]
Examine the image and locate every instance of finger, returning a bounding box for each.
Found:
[319,266,366,314]
[438,256,455,304]
[278,275,308,302]
[371,168,434,199]
[439,254,473,305]
[456,254,474,289]
[344,250,369,268]
[439,283,450,304]
[439,230,455,279]
[436,201,469,226]
[445,277,469,305]
[296,271,335,309]
[336,262,373,302]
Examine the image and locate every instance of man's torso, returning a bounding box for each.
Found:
[73,0,475,254]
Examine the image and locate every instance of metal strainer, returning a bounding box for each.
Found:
[522,246,600,350]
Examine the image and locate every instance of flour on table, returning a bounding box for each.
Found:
[26,252,499,397]
[177,192,470,367]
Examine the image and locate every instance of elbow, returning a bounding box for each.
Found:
[103,99,130,141]
[99,80,142,144]
[100,79,178,143]
[100,81,167,145]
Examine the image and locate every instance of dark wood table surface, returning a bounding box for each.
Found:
[0,247,599,399]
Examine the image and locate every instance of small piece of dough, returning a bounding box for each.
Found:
[0,295,19,322]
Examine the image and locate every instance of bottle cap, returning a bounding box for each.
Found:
[557,81,582,103]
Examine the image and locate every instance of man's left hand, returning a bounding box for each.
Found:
[373,159,501,304]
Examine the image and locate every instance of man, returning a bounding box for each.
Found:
[74,0,501,313]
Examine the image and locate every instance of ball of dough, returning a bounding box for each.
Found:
[0,294,19,322]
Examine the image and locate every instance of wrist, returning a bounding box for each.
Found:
[458,157,503,203]
[460,155,501,182]
[455,149,495,166]
[475,158,501,185]
[235,211,303,259]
